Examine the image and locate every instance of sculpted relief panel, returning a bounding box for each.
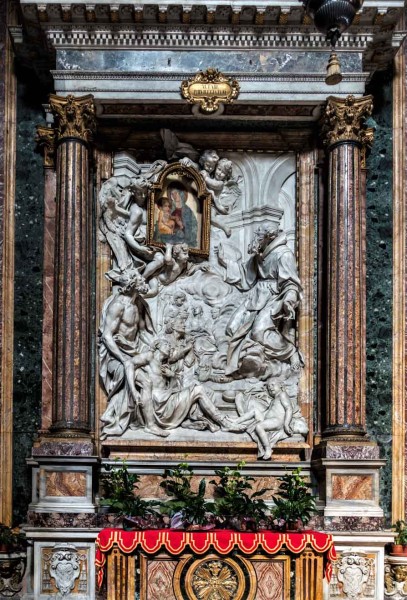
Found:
[97,131,307,459]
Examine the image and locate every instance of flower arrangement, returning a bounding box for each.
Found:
[100,460,161,528]
[160,463,215,529]
[272,467,317,530]
[99,461,317,532]
[210,462,271,531]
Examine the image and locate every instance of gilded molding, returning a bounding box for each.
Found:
[36,125,56,168]
[322,94,374,148]
[49,94,96,144]
[392,33,406,522]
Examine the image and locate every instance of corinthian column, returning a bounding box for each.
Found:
[49,94,96,435]
[322,95,374,439]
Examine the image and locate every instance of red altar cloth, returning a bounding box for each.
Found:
[95,528,336,588]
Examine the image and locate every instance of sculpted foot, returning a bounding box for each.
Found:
[262,448,272,460]
[290,352,301,372]
[144,425,170,438]
[221,416,247,433]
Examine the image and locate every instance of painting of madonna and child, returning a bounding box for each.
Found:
[147,165,211,257]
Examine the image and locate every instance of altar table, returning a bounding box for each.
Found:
[96,528,336,600]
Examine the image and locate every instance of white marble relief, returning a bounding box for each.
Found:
[97,132,308,458]
[45,544,86,598]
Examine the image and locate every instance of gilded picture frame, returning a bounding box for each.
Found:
[147,162,211,257]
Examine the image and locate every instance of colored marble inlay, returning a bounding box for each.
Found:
[331,475,373,501]
[147,560,177,599]
[138,474,279,501]
[253,560,285,600]
[44,471,87,497]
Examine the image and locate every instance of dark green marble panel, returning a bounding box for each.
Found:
[12,82,44,524]
[365,69,393,523]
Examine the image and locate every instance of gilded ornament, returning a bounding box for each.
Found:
[49,94,96,143]
[322,94,374,148]
[36,125,56,169]
[181,68,240,114]
[192,560,238,600]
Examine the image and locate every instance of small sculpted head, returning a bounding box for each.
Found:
[119,269,149,295]
[215,158,233,182]
[199,149,219,174]
[172,243,189,263]
[248,224,280,255]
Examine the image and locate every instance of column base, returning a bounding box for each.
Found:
[312,440,385,520]
[28,456,99,514]
[32,435,94,457]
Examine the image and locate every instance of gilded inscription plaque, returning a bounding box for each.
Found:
[181,68,240,113]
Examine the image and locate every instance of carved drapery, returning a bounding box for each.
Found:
[321,94,374,438]
[49,94,96,435]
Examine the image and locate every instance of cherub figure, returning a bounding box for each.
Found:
[234,379,308,460]
[201,157,241,238]
[141,243,190,297]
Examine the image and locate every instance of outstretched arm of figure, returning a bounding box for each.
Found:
[164,243,174,266]
[211,196,230,215]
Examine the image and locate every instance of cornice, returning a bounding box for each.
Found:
[44,26,375,51]
[52,70,368,84]
[15,0,406,82]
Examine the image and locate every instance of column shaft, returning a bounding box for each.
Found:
[322,94,373,439]
[325,141,364,435]
[49,94,95,435]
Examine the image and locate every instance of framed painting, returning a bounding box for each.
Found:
[147,162,211,257]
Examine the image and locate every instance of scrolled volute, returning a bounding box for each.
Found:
[49,94,96,143]
[322,94,374,148]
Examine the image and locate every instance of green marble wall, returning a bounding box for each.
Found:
[365,69,393,523]
[13,82,44,523]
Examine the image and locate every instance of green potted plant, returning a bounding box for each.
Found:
[272,467,317,531]
[210,462,271,531]
[0,524,28,553]
[100,460,162,529]
[160,463,215,530]
[390,520,407,554]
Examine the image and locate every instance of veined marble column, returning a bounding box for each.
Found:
[322,95,374,439]
[49,94,96,435]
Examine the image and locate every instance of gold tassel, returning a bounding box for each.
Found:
[325,51,342,86]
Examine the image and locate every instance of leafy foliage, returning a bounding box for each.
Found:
[272,468,316,526]
[100,460,158,517]
[210,462,271,524]
[160,463,212,526]
[392,520,407,545]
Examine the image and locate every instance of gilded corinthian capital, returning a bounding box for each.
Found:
[49,94,96,143]
[322,95,374,148]
[36,125,56,168]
